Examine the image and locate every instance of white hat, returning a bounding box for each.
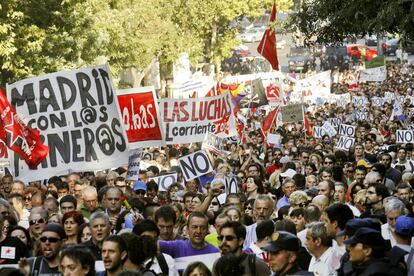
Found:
[280,156,291,164]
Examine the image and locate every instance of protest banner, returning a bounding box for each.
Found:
[281,104,303,123]
[354,111,369,121]
[178,150,213,181]
[322,121,337,137]
[226,136,240,144]
[202,132,228,154]
[338,124,356,137]
[328,93,351,107]
[117,86,164,148]
[7,64,129,181]
[170,77,215,99]
[0,141,10,167]
[353,96,368,107]
[125,148,143,181]
[359,66,387,82]
[159,92,237,144]
[149,173,178,192]
[328,118,342,129]
[313,126,327,139]
[396,130,414,143]
[335,136,355,151]
[292,71,331,104]
[371,97,384,107]
[267,133,281,145]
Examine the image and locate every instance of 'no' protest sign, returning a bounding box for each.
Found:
[7,64,129,181]
[178,150,213,181]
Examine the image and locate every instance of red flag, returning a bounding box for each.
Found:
[304,111,313,136]
[257,3,279,70]
[262,106,280,133]
[0,89,48,169]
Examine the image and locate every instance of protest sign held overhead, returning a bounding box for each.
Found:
[225,176,239,194]
[178,150,213,181]
[359,66,387,82]
[159,92,237,144]
[149,173,178,192]
[322,121,337,137]
[313,126,327,139]
[339,124,356,137]
[202,132,228,154]
[396,130,414,143]
[117,86,164,148]
[292,71,331,104]
[353,96,368,107]
[335,136,355,151]
[328,118,342,129]
[281,104,303,123]
[7,64,129,181]
[126,148,143,181]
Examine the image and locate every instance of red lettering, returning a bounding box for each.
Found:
[163,102,173,122]
[179,101,189,121]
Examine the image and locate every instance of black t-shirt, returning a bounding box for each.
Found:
[0,236,29,264]
[82,240,102,260]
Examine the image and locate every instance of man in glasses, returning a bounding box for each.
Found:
[213,221,270,275]
[28,206,48,241]
[19,224,65,275]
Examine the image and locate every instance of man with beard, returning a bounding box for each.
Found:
[213,221,270,275]
[361,183,390,223]
[19,224,66,275]
[97,235,127,276]
[83,212,111,260]
[159,212,220,273]
[380,153,402,185]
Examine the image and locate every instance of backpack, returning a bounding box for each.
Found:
[247,254,256,276]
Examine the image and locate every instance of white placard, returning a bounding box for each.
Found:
[125,148,143,181]
[322,121,337,137]
[267,134,281,145]
[371,97,384,107]
[338,124,356,137]
[328,118,342,129]
[202,132,226,153]
[225,176,239,194]
[313,126,327,139]
[353,96,368,107]
[396,130,414,143]
[7,64,129,181]
[335,136,355,150]
[178,150,213,181]
[281,104,303,123]
[149,173,178,192]
[359,66,386,82]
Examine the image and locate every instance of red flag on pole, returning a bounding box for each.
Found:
[257,3,279,70]
[304,111,313,136]
[0,88,48,169]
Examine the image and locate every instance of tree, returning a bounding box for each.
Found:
[290,0,414,45]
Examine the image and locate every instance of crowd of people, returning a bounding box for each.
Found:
[0,61,413,276]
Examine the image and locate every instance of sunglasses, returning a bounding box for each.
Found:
[324,161,333,164]
[29,218,45,226]
[218,235,236,242]
[39,236,61,243]
[211,202,219,206]
[135,190,146,195]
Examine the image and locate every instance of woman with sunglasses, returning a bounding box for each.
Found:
[62,211,85,245]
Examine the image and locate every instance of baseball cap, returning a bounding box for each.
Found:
[343,227,385,248]
[337,218,381,237]
[133,181,147,192]
[262,231,301,252]
[395,215,414,237]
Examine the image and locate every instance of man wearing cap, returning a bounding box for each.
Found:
[262,231,312,276]
[133,180,147,200]
[19,224,66,275]
[343,227,405,275]
[391,215,414,275]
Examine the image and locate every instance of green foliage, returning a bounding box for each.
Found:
[290,0,414,45]
[0,0,294,85]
